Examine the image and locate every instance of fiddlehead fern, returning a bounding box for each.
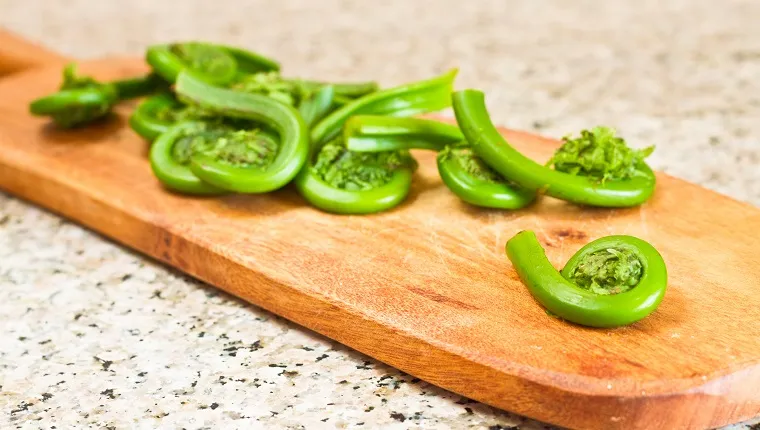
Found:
[146,42,279,86]
[452,89,657,207]
[506,230,667,328]
[150,120,278,195]
[29,63,163,128]
[169,71,308,193]
[295,138,417,214]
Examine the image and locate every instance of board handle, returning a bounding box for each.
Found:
[0,28,67,77]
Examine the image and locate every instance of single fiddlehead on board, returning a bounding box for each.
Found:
[506,230,667,328]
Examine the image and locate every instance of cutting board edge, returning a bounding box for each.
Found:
[1,132,759,430]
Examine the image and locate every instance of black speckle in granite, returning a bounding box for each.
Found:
[268,364,287,368]
[301,346,314,351]
[40,393,53,402]
[326,403,334,406]
[465,407,474,415]
[198,332,206,338]
[93,356,113,371]
[356,423,364,426]
[279,370,298,378]
[73,313,83,321]
[10,401,32,414]
[18,337,26,341]
[455,397,477,405]
[151,290,162,299]
[100,388,118,399]
[121,274,132,282]
[128,329,140,336]
[353,386,360,390]
[315,354,328,362]
[88,323,98,328]
[356,361,372,370]
[381,399,387,404]
[338,380,348,384]
[54,380,66,386]
[321,418,329,422]
[38,339,51,345]
[270,411,278,416]
[210,402,219,410]
[489,426,518,430]
[364,406,374,412]
[390,412,406,422]
[191,380,198,388]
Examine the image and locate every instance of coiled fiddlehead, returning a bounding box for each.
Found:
[505,230,668,328]
[295,137,417,214]
[145,42,280,86]
[29,63,164,128]
[452,89,657,208]
[150,120,279,195]
[169,71,308,193]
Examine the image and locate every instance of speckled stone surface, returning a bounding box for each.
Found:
[0,1,759,429]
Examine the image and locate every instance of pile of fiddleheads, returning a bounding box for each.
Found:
[28,40,667,328]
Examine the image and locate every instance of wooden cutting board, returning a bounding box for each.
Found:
[1,31,758,430]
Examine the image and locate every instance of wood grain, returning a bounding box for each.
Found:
[0,59,759,430]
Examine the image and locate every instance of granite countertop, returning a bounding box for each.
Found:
[1,1,759,428]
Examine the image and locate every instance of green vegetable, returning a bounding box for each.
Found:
[172,70,308,193]
[437,143,536,209]
[231,71,307,106]
[452,89,657,207]
[298,85,336,128]
[295,70,458,214]
[149,121,228,195]
[343,115,462,153]
[29,63,162,128]
[294,138,417,214]
[344,115,535,210]
[547,126,655,183]
[310,68,458,145]
[294,79,379,99]
[145,42,279,86]
[505,230,667,328]
[129,92,184,141]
